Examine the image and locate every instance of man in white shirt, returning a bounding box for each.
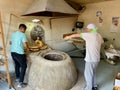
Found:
[64,24,104,90]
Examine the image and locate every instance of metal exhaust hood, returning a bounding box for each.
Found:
[22,0,79,17]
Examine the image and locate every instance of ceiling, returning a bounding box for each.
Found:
[65,0,114,5]
[64,0,114,11]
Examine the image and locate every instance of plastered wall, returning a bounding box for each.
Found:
[44,17,77,51]
[78,0,120,49]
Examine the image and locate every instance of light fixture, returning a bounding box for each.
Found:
[32,19,40,23]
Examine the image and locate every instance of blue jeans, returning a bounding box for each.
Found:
[11,52,27,82]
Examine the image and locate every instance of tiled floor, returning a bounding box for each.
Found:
[73,58,120,90]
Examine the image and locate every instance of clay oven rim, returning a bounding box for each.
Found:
[42,53,67,61]
[41,51,68,62]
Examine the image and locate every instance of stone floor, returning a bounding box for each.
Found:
[0,49,120,90]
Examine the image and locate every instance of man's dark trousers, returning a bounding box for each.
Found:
[11,52,27,83]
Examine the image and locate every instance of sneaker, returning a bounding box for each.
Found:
[92,87,98,90]
[17,82,27,88]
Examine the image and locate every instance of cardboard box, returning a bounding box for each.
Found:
[115,73,120,87]
[113,87,120,90]
[113,73,120,90]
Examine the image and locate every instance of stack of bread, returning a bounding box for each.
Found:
[35,40,48,50]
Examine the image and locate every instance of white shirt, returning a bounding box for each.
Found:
[81,32,104,62]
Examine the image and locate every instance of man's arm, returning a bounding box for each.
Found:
[23,42,29,51]
[64,33,81,40]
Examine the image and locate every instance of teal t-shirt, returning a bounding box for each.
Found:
[11,31,27,54]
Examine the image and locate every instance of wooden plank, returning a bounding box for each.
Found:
[63,33,77,38]
[0,13,11,88]
[63,33,85,44]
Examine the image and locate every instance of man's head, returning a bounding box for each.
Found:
[86,24,97,32]
[19,24,27,33]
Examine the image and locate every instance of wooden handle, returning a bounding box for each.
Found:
[0,13,11,88]
[63,32,77,38]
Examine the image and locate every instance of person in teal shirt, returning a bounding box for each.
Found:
[11,24,29,88]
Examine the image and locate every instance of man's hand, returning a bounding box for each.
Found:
[9,41,12,45]
[23,42,30,51]
[63,33,80,41]
[63,36,71,40]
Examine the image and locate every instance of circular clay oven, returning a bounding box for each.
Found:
[28,50,77,90]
